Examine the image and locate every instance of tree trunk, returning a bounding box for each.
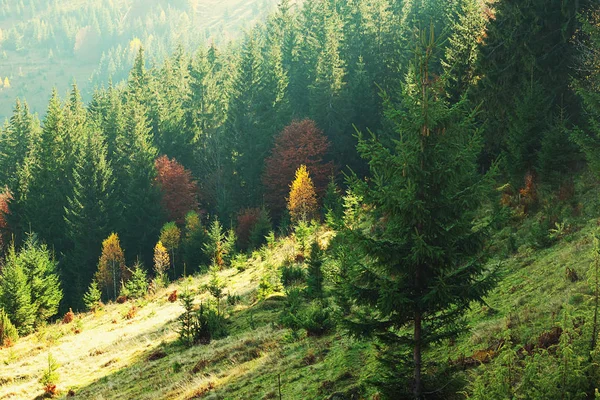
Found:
[413,311,423,400]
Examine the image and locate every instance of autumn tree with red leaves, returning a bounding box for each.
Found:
[262,120,334,218]
[154,156,199,225]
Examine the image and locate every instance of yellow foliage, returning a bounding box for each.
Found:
[3,77,9,88]
[288,165,318,223]
[153,241,170,277]
[96,233,126,300]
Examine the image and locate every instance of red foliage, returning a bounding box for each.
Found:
[262,120,334,217]
[236,208,260,250]
[154,155,199,225]
[0,189,12,249]
[168,290,178,303]
[62,308,75,324]
[44,384,58,396]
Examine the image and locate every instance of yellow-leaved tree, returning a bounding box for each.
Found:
[153,241,170,282]
[288,165,318,223]
[95,233,126,301]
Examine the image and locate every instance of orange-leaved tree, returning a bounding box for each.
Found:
[263,120,334,218]
[96,233,127,301]
[288,165,318,223]
[154,155,199,225]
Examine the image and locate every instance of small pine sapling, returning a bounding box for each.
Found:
[83,280,102,312]
[306,241,324,299]
[0,308,18,347]
[40,353,59,396]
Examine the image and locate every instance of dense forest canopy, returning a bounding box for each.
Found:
[3,0,600,398]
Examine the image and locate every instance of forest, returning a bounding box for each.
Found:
[2,0,600,399]
[0,0,280,119]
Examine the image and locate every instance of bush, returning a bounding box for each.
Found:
[298,300,333,337]
[62,308,74,324]
[281,264,306,288]
[0,308,18,347]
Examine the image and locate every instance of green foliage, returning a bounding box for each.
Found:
[0,244,34,335]
[178,283,227,347]
[207,265,225,315]
[248,208,272,251]
[182,211,208,273]
[0,308,18,347]
[82,280,102,312]
[305,241,324,299]
[0,235,62,334]
[334,32,497,397]
[39,353,59,392]
[280,264,306,289]
[122,263,148,300]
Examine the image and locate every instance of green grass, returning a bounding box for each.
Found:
[3,183,600,399]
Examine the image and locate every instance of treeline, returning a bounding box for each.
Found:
[1,0,600,397]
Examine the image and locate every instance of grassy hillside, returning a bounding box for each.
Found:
[0,0,285,120]
[2,178,600,400]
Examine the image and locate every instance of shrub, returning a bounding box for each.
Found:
[281,265,306,288]
[0,308,18,347]
[62,309,74,324]
[231,253,248,272]
[257,273,276,300]
[125,306,138,320]
[168,290,178,303]
[298,301,333,337]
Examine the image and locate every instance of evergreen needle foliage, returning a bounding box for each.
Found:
[333,32,497,398]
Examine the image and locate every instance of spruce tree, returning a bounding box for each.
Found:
[334,34,496,398]
[64,125,113,308]
[0,244,34,335]
[17,234,62,324]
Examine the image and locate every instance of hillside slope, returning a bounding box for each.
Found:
[1,202,598,399]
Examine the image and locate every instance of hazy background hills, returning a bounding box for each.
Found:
[0,0,285,120]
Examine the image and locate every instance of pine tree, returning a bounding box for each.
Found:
[0,244,34,335]
[115,101,161,264]
[204,218,225,268]
[64,125,113,308]
[18,234,62,325]
[306,241,324,299]
[0,308,18,347]
[82,280,102,312]
[334,33,497,398]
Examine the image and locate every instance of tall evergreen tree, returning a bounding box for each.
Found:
[333,34,496,398]
[63,125,113,309]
